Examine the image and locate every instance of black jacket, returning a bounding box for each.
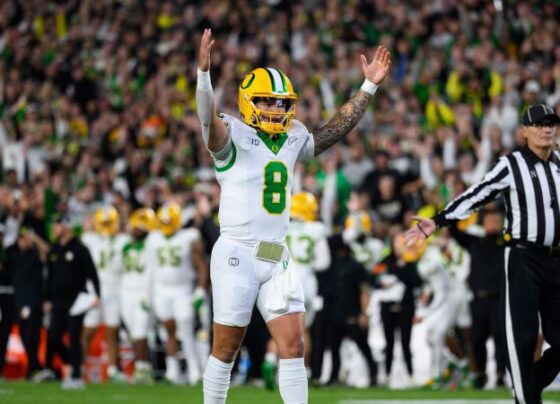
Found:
[46,237,100,308]
[449,225,505,297]
[6,244,44,310]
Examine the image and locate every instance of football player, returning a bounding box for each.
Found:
[119,208,156,384]
[148,202,208,384]
[82,206,130,382]
[196,28,390,404]
[414,230,472,388]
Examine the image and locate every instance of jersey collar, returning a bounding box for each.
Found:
[521,146,560,167]
[256,130,288,155]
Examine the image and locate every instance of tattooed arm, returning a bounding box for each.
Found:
[314,91,371,155]
[313,46,391,156]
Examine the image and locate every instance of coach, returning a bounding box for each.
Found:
[45,214,100,389]
[408,104,560,403]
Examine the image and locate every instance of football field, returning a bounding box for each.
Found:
[1,383,560,404]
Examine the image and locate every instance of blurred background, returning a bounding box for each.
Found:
[1,0,560,397]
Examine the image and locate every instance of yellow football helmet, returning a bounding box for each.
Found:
[344,211,373,236]
[457,212,478,231]
[94,206,119,236]
[129,208,156,232]
[291,192,318,222]
[238,67,297,134]
[157,202,182,236]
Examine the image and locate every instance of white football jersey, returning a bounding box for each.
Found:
[147,228,200,287]
[119,238,152,293]
[416,246,452,319]
[82,232,130,290]
[350,237,386,271]
[214,114,314,244]
[286,220,330,278]
[442,239,471,289]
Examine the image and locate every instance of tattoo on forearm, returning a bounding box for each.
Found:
[313,91,371,155]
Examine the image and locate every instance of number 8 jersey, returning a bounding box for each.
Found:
[214,113,314,244]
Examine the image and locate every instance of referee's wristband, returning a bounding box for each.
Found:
[360,79,378,96]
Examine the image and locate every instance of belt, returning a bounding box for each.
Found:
[514,241,560,257]
[254,240,287,263]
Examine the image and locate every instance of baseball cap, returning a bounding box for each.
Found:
[522,104,560,126]
[51,212,73,226]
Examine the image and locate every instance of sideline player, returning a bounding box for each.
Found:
[149,201,208,384]
[120,208,155,384]
[82,206,129,381]
[196,28,390,404]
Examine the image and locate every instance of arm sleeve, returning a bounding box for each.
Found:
[196,70,232,161]
[433,157,510,228]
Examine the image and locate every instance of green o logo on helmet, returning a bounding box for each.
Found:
[240,72,256,89]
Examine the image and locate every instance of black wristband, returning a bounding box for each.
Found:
[417,222,429,238]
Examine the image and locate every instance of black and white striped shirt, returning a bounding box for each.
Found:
[434,147,560,247]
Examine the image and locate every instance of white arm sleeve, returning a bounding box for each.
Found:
[196,69,213,146]
[196,69,232,161]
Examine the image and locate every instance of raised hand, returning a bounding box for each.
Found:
[360,46,391,85]
[404,216,436,247]
[198,28,215,72]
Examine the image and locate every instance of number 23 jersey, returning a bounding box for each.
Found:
[214,113,314,244]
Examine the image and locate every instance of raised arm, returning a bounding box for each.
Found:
[196,29,230,157]
[313,46,391,155]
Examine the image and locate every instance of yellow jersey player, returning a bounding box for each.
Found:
[82,206,130,382]
[196,28,390,404]
[147,202,208,384]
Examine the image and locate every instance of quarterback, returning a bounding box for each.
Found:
[196,28,390,404]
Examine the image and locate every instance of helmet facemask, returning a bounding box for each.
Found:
[247,95,296,134]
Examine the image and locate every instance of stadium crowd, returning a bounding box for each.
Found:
[1,0,560,391]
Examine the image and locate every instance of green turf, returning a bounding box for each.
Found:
[0,382,559,403]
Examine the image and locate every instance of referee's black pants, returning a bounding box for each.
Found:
[501,245,560,403]
[48,306,85,379]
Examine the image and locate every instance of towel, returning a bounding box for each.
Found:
[265,253,301,315]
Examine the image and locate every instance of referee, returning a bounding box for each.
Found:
[407,104,560,403]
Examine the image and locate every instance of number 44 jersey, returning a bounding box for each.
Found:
[214,113,315,244]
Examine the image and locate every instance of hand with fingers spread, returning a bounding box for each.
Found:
[361,46,391,85]
[198,28,215,72]
[404,216,437,247]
